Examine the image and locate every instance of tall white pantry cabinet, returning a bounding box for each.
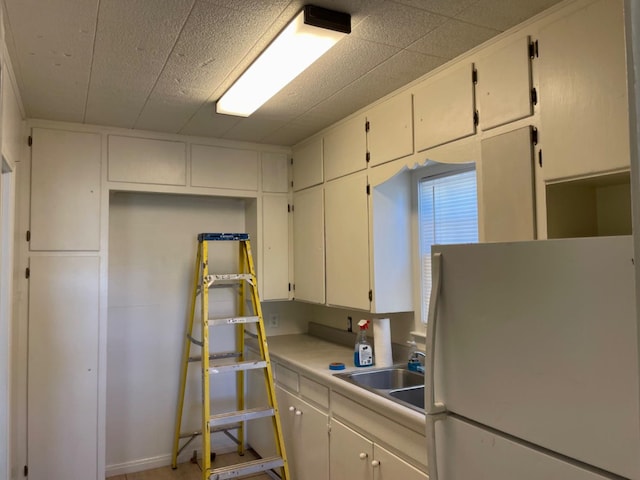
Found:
[20,125,291,479]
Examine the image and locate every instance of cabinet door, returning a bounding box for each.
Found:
[28,255,100,480]
[330,420,372,480]
[367,93,413,167]
[293,186,324,304]
[30,128,101,251]
[191,144,258,190]
[277,386,329,480]
[539,0,628,181]
[373,444,428,480]
[262,152,289,193]
[480,126,536,242]
[292,137,323,191]
[324,115,367,181]
[325,173,370,311]
[262,194,290,300]
[476,37,533,130]
[108,135,187,185]
[414,63,476,152]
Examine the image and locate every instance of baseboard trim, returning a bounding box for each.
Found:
[105,446,238,477]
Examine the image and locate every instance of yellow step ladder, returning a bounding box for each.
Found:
[171,233,289,480]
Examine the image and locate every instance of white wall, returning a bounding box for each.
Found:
[107,192,250,474]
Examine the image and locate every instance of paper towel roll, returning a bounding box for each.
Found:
[373,318,393,367]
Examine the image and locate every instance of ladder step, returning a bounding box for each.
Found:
[210,360,267,374]
[206,273,254,283]
[189,352,241,363]
[208,456,284,480]
[210,407,274,428]
[179,422,242,439]
[207,316,259,327]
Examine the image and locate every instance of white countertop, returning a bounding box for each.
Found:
[264,333,426,435]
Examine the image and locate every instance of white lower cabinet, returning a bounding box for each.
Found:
[330,420,428,480]
[277,385,329,480]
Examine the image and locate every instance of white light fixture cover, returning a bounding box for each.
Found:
[216,6,350,117]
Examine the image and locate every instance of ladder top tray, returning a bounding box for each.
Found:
[198,233,249,241]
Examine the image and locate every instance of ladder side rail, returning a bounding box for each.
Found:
[201,240,212,479]
[171,241,202,469]
[235,242,246,456]
[243,240,290,480]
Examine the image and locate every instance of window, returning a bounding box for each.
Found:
[418,166,478,323]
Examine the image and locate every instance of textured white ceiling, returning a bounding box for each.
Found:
[2,0,564,146]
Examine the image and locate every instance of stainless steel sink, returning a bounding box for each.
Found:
[338,367,424,390]
[334,366,425,413]
[389,386,425,410]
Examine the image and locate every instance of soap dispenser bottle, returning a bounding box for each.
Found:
[354,319,374,367]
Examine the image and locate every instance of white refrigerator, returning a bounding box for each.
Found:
[425,236,640,480]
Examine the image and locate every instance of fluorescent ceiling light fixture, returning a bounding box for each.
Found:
[216,5,351,117]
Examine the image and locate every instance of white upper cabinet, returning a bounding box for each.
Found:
[108,135,186,185]
[324,172,370,311]
[261,152,289,193]
[30,128,101,251]
[370,170,413,314]
[293,185,325,304]
[262,194,290,301]
[480,126,536,242]
[292,137,323,191]
[366,92,413,167]
[324,115,367,182]
[539,0,629,181]
[476,37,534,131]
[414,63,476,152]
[191,144,259,191]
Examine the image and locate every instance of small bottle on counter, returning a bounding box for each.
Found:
[354,319,374,367]
[407,340,422,372]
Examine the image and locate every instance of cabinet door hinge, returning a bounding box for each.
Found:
[529,39,539,59]
[366,184,370,195]
[531,87,538,106]
[288,283,292,292]
[365,120,370,133]
[366,152,370,163]
[24,465,28,476]
[27,136,32,147]
[472,68,478,84]
[368,290,373,302]
[531,126,539,146]
[287,204,291,213]
[538,149,543,167]
[26,230,31,242]
[25,268,29,279]
[290,157,293,165]
[473,110,479,126]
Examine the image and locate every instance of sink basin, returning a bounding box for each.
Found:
[334,366,425,413]
[389,386,425,410]
[337,368,424,390]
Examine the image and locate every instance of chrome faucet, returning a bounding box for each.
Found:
[408,349,426,374]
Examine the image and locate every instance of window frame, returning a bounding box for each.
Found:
[411,161,478,326]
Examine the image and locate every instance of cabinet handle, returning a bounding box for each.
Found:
[359,452,368,460]
[295,409,303,416]
[371,460,380,467]
[288,406,295,412]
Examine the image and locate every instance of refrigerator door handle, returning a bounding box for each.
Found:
[426,252,446,415]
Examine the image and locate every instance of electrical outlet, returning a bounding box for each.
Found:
[268,314,279,328]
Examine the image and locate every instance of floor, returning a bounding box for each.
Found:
[108,450,273,480]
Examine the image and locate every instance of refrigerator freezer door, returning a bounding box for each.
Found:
[432,415,618,480]
[432,236,640,479]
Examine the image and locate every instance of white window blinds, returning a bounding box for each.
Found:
[419,169,478,323]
